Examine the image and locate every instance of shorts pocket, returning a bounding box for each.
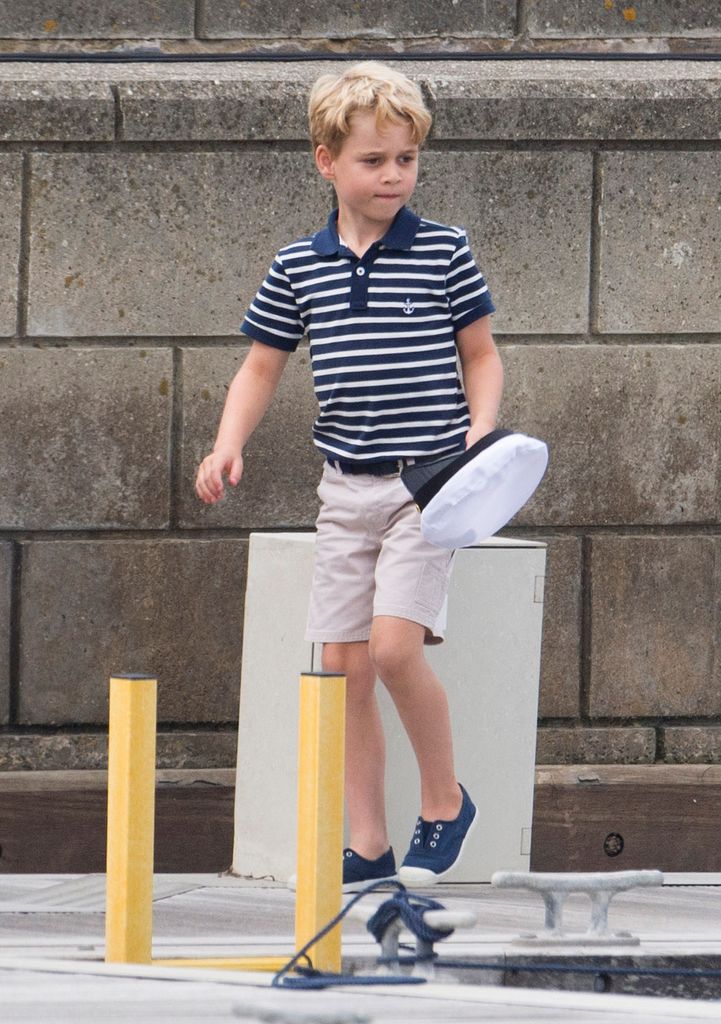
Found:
[414,561,449,614]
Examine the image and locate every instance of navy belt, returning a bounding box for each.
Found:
[327,453,457,477]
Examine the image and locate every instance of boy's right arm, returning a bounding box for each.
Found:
[195,341,290,505]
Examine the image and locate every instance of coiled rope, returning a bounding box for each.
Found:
[272,881,446,989]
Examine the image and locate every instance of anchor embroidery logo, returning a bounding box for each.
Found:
[402,298,415,315]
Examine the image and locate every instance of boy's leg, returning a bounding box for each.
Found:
[321,639,390,861]
[370,613,477,884]
[368,615,461,822]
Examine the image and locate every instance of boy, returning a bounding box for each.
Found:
[196,62,503,888]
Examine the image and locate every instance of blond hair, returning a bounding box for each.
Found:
[308,61,432,155]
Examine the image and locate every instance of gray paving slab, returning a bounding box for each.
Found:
[2,958,721,1023]
[1,877,721,1022]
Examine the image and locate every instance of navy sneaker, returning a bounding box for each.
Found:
[287,846,396,893]
[342,847,397,893]
[398,784,477,886]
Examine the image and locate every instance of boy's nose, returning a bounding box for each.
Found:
[381,166,401,183]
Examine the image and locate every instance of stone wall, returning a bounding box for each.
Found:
[0,1,720,54]
[1,55,721,770]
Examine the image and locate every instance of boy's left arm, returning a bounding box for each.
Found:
[456,315,504,449]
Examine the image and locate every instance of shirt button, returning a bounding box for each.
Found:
[356,267,365,276]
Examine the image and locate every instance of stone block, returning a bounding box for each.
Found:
[499,344,721,527]
[0,731,237,771]
[662,727,721,764]
[536,537,582,719]
[536,727,656,765]
[414,151,592,335]
[0,348,171,530]
[119,71,311,141]
[0,1,195,37]
[428,61,721,141]
[598,152,721,333]
[0,80,114,142]
[199,1,516,39]
[589,536,721,718]
[0,542,10,725]
[0,154,21,335]
[27,151,328,337]
[528,2,721,38]
[179,346,323,529]
[18,539,247,725]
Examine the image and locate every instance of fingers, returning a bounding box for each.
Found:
[195,452,243,504]
[228,456,243,487]
[195,456,222,504]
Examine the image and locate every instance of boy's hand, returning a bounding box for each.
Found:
[465,420,495,449]
[195,449,243,504]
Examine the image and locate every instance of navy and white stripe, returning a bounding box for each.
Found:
[241,207,495,463]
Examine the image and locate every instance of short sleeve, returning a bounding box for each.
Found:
[240,256,305,352]
[446,230,496,332]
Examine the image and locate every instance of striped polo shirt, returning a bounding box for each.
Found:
[241,206,495,463]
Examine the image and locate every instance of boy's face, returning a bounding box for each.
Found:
[315,110,419,231]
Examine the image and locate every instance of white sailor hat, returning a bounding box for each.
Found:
[401,429,549,549]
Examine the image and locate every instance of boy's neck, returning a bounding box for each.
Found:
[336,207,398,258]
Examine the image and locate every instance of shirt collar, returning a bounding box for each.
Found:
[311,206,421,255]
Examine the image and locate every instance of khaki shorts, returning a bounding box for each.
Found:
[305,463,454,645]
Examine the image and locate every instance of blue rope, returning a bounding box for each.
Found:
[366,890,447,945]
[272,880,445,989]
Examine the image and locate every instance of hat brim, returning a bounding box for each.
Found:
[413,433,549,549]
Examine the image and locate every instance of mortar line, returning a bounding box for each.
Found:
[1,523,720,543]
[0,722,238,735]
[589,150,603,335]
[110,83,123,140]
[7,541,21,725]
[4,337,721,354]
[195,0,205,40]
[168,345,183,530]
[15,152,32,339]
[579,533,593,723]
[0,138,720,156]
[515,0,531,37]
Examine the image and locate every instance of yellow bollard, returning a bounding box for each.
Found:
[105,674,157,964]
[294,672,346,974]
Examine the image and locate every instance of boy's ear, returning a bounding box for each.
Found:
[315,144,336,182]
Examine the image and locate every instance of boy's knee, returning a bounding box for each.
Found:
[321,642,375,698]
[369,630,418,687]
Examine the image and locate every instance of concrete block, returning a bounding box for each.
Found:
[0,348,171,530]
[0,731,237,771]
[0,80,114,142]
[499,344,721,527]
[589,536,721,718]
[428,61,721,141]
[0,542,10,726]
[234,533,545,882]
[662,727,721,764]
[0,1,195,37]
[536,727,656,765]
[119,71,311,141]
[537,537,582,719]
[27,151,328,337]
[0,154,21,335]
[199,1,516,39]
[598,152,721,333]
[415,151,592,334]
[179,346,322,529]
[18,539,247,726]
[528,2,721,38]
